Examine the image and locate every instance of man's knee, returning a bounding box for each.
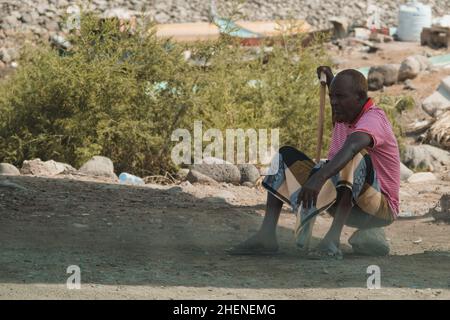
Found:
[336,186,352,206]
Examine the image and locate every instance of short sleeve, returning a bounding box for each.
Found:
[353,110,387,148]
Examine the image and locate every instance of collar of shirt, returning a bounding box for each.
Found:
[348,98,374,128]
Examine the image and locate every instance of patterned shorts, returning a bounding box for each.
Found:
[262,146,395,236]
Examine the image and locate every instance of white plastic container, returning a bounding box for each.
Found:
[119,172,145,186]
[397,0,432,42]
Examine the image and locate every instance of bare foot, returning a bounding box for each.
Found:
[226,232,279,255]
[304,234,343,260]
[317,237,341,255]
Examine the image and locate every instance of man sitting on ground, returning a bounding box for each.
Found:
[228,66,401,259]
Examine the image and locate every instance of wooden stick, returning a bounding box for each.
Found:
[316,72,327,163]
[295,72,327,249]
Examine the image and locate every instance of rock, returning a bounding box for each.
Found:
[21,159,76,176]
[398,57,421,81]
[186,169,219,185]
[403,79,417,91]
[242,181,254,188]
[45,20,60,32]
[190,163,241,184]
[79,156,117,180]
[1,16,20,29]
[407,172,437,183]
[367,70,384,91]
[0,48,12,64]
[180,181,192,188]
[403,144,450,172]
[440,75,450,93]
[329,16,349,39]
[237,164,260,184]
[400,163,414,181]
[422,77,450,117]
[368,64,399,90]
[0,163,21,176]
[422,90,450,117]
[20,11,39,24]
[411,54,432,71]
[155,12,170,23]
[50,34,71,50]
[348,228,390,256]
[36,4,48,15]
[398,55,430,81]
[177,168,190,180]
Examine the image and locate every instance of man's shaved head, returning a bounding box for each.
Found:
[333,69,368,103]
[329,69,369,124]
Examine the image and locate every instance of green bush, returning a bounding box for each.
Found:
[377,95,406,156]
[1,12,402,176]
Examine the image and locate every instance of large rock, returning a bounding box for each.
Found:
[21,159,76,176]
[403,144,450,172]
[237,164,260,184]
[407,172,437,183]
[400,162,413,181]
[422,78,450,117]
[186,169,219,185]
[348,228,390,256]
[367,70,384,91]
[368,64,399,90]
[79,156,117,180]
[190,163,241,184]
[0,163,21,176]
[398,55,430,81]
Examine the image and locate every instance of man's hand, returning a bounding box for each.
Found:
[297,172,326,209]
[298,132,373,210]
[316,66,334,88]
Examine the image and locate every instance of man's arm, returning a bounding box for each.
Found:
[298,132,373,209]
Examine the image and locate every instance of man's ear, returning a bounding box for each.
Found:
[358,92,368,105]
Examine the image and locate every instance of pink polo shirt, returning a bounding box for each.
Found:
[328,99,400,216]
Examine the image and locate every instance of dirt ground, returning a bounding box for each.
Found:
[0,172,449,300]
[0,41,449,300]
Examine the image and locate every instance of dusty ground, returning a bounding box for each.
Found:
[0,41,449,300]
[0,173,449,300]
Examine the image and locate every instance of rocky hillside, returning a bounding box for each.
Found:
[1,0,450,68]
[2,0,450,29]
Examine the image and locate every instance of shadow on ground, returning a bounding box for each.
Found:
[0,176,449,290]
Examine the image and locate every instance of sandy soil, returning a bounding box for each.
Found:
[0,174,449,300]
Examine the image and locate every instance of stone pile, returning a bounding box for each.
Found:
[2,0,450,68]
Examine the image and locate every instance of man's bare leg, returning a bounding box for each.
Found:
[318,187,352,254]
[228,192,283,253]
